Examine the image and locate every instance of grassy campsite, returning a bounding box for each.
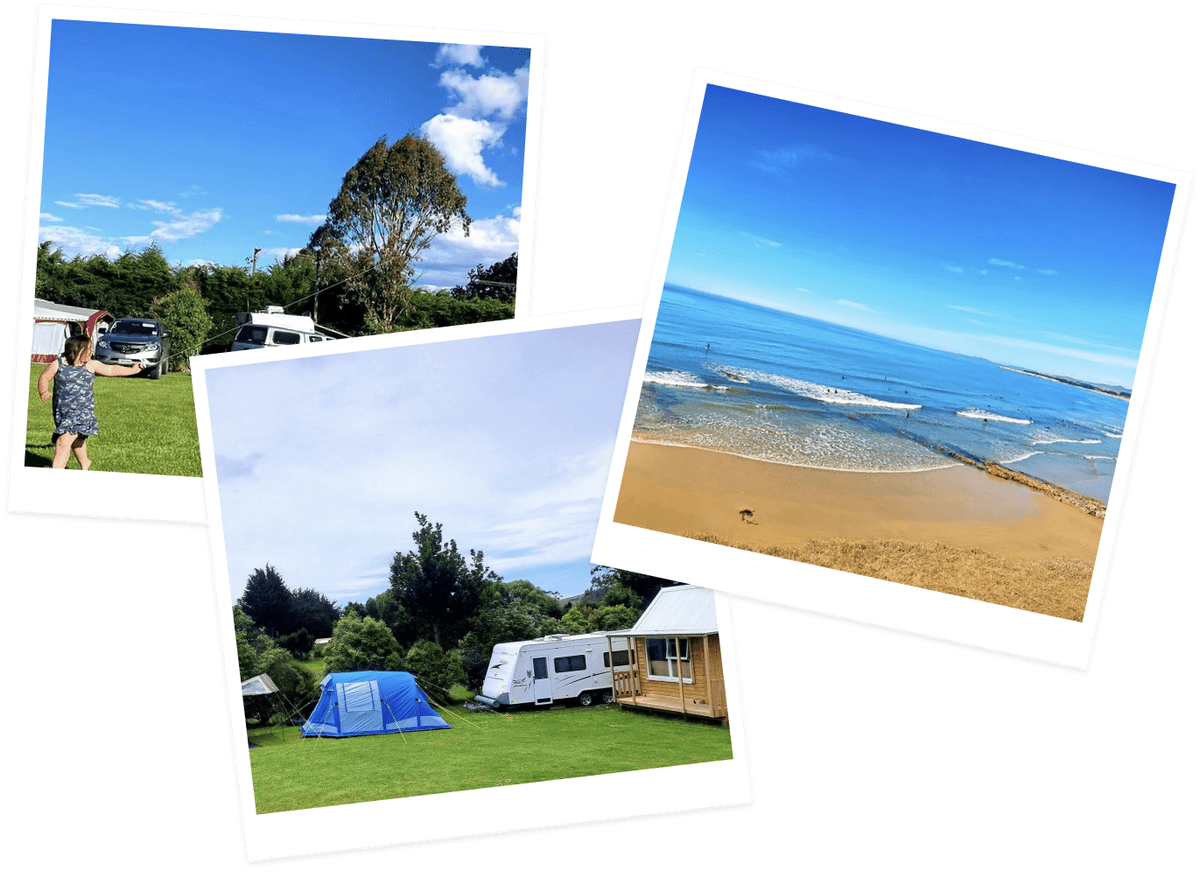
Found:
[247,694,734,814]
[236,549,735,815]
[24,365,202,476]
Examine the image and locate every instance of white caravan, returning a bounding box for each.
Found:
[231,307,333,350]
[475,632,634,708]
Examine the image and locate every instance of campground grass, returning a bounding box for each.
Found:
[246,702,734,814]
[24,365,202,476]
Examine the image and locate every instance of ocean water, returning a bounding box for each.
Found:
[634,285,1131,502]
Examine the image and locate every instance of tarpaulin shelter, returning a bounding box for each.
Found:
[31,299,114,363]
[241,673,281,696]
[301,671,451,738]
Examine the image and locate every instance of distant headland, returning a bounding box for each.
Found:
[999,366,1131,401]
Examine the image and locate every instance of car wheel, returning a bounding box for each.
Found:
[578,691,594,706]
[601,689,614,704]
[148,361,162,380]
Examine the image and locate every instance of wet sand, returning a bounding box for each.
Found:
[613,441,1105,619]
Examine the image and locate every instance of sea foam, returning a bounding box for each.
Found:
[644,370,727,390]
[712,365,921,410]
[956,408,1031,425]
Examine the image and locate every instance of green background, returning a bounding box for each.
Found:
[4,3,1195,868]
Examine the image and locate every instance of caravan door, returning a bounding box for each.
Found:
[532,656,553,705]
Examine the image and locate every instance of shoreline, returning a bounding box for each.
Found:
[613,441,1105,620]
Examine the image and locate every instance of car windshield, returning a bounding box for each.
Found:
[111,320,159,336]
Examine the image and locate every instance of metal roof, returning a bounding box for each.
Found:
[622,584,718,636]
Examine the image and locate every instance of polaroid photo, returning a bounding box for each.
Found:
[192,308,750,861]
[593,70,1190,669]
[9,5,543,522]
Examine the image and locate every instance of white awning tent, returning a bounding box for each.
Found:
[240,673,281,696]
[31,298,114,363]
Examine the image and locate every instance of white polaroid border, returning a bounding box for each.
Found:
[593,69,1191,670]
[7,4,544,522]
[192,307,750,862]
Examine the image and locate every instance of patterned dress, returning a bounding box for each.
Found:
[52,356,99,440]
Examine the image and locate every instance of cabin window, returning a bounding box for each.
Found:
[603,649,631,668]
[273,330,301,345]
[554,654,587,673]
[645,638,692,682]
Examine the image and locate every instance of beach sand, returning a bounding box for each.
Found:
[613,441,1105,620]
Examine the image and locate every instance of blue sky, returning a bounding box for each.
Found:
[664,85,1176,388]
[204,318,640,607]
[37,19,531,288]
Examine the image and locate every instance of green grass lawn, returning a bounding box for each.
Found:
[247,702,734,814]
[24,365,202,476]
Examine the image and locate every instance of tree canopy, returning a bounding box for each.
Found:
[324,611,402,673]
[310,135,470,332]
[237,565,342,643]
[151,275,213,369]
[233,606,317,726]
[388,512,496,646]
[237,564,297,638]
[450,252,517,303]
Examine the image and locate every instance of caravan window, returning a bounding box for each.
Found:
[236,325,268,345]
[273,330,301,345]
[554,654,587,673]
[645,638,692,682]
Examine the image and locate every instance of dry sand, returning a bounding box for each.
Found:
[613,441,1106,620]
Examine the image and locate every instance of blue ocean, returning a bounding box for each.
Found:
[635,285,1131,502]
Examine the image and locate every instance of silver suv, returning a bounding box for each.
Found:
[94,318,170,379]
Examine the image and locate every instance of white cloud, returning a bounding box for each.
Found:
[40,212,63,222]
[434,43,485,67]
[123,208,222,245]
[978,333,1137,370]
[950,304,1000,317]
[258,246,304,263]
[438,66,529,121]
[76,193,120,208]
[38,223,121,258]
[753,144,835,175]
[988,257,1024,269]
[419,114,505,187]
[276,213,326,225]
[837,299,881,313]
[128,199,180,213]
[740,232,782,248]
[415,210,521,288]
[1036,268,1058,275]
[944,263,965,273]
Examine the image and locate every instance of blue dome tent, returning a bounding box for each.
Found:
[301,671,451,738]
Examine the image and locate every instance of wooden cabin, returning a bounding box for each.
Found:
[605,584,727,724]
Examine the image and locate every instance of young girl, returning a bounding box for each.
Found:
[37,334,143,470]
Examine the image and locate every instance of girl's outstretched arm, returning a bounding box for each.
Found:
[88,361,143,377]
[37,359,58,401]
